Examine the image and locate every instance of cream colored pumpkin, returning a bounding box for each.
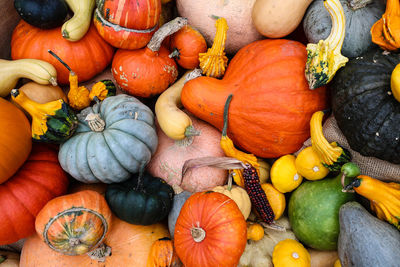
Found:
[212,185,251,220]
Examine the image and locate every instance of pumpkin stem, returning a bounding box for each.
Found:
[222,94,233,137]
[227,172,233,191]
[348,0,373,10]
[85,113,106,132]
[136,163,147,191]
[147,17,188,52]
[191,227,206,242]
[184,125,201,137]
[86,243,112,262]
[169,48,181,59]
[184,68,203,83]
[0,255,6,264]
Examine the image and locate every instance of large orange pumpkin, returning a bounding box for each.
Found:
[174,191,247,267]
[11,20,114,85]
[0,97,31,184]
[0,143,68,245]
[181,39,328,158]
[20,217,170,266]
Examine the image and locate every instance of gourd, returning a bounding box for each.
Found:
[0,250,19,266]
[13,82,67,108]
[155,71,201,141]
[288,163,360,250]
[93,0,160,50]
[11,20,114,84]
[112,17,186,98]
[169,26,207,69]
[270,155,303,193]
[105,171,174,226]
[176,0,264,54]
[0,143,69,245]
[247,223,264,241]
[252,0,313,38]
[11,89,78,143]
[272,239,311,267]
[58,94,158,184]
[308,250,339,267]
[181,39,328,158]
[147,112,227,193]
[331,47,400,164]
[168,190,192,238]
[0,58,57,97]
[371,0,400,51]
[304,0,385,58]
[147,237,182,267]
[14,0,69,29]
[0,97,31,184]
[338,202,400,266]
[343,175,400,229]
[174,191,247,267]
[62,0,95,41]
[35,190,112,255]
[21,216,170,266]
[295,146,330,181]
[305,0,348,90]
[261,183,286,220]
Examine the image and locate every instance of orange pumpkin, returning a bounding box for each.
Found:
[21,217,170,266]
[0,97,31,184]
[147,237,182,267]
[11,20,114,84]
[174,191,247,267]
[169,25,208,69]
[181,39,328,158]
[35,190,112,256]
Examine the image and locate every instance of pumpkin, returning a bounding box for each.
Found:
[174,191,247,267]
[21,217,170,266]
[247,223,264,241]
[169,25,207,69]
[147,237,182,267]
[331,47,400,164]
[11,20,114,84]
[105,172,174,225]
[0,97,31,184]
[176,0,264,54]
[58,94,158,184]
[0,143,68,245]
[147,112,227,193]
[168,190,192,239]
[272,239,311,267]
[112,17,185,98]
[35,190,112,255]
[252,0,313,38]
[181,39,328,158]
[304,0,385,58]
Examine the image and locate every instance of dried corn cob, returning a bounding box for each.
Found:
[243,165,275,224]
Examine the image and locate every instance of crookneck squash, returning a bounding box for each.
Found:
[331,47,400,164]
[62,0,95,41]
[58,94,158,184]
[181,39,328,158]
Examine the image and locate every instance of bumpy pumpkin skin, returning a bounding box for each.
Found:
[304,0,385,58]
[181,39,328,158]
[332,48,400,164]
[59,94,158,183]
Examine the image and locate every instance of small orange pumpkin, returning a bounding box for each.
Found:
[147,237,182,267]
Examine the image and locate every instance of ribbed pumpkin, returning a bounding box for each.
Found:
[0,97,31,184]
[21,217,169,266]
[0,143,68,245]
[181,39,328,158]
[58,94,158,183]
[11,20,114,84]
[147,237,181,267]
[174,191,247,267]
[331,48,400,164]
[35,190,112,255]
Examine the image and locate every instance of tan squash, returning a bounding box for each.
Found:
[252,0,313,38]
[62,0,95,41]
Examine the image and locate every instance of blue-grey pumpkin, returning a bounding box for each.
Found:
[303,0,385,58]
[58,94,158,183]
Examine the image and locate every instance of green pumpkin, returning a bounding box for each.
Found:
[105,172,174,225]
[332,48,400,164]
[58,94,158,183]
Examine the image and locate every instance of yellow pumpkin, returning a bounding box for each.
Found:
[295,146,329,181]
[247,223,264,241]
[212,184,251,220]
[271,155,303,193]
[272,239,311,267]
[260,183,286,220]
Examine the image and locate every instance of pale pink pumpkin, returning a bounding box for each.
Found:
[147,112,227,193]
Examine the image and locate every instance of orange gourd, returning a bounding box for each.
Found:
[0,97,31,184]
[181,39,328,158]
[147,237,182,267]
[174,191,247,267]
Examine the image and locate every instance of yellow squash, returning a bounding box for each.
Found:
[295,146,329,181]
[270,155,303,193]
[247,223,264,241]
[62,0,95,41]
[261,183,286,220]
[272,239,311,267]
[390,63,400,102]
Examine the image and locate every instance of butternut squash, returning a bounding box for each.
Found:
[62,0,95,41]
[252,0,313,38]
[0,59,57,97]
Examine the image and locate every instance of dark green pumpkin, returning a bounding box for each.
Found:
[105,172,174,226]
[332,48,400,164]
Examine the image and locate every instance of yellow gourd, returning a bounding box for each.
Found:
[247,223,264,241]
[295,146,330,181]
[260,183,286,220]
[391,63,400,102]
[270,155,303,193]
[305,0,348,89]
[272,239,311,267]
[199,17,229,78]
[62,0,95,41]
[334,259,342,267]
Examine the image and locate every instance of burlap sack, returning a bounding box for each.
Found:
[296,116,400,183]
